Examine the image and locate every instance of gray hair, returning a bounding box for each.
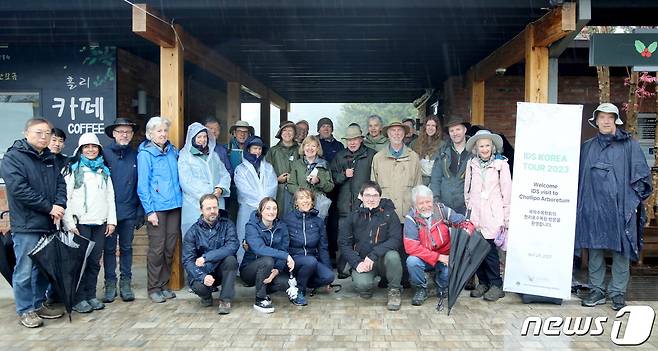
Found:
[411,185,434,206]
[367,115,383,126]
[471,137,497,155]
[145,116,171,141]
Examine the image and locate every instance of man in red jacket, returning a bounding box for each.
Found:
[404,185,472,306]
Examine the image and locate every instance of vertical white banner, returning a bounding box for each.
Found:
[503,102,583,299]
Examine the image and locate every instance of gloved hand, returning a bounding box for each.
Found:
[135,215,146,230]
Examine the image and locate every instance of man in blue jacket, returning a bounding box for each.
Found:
[183,194,239,314]
[102,118,143,303]
[1,118,66,328]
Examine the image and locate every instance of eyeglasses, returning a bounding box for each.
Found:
[29,130,52,138]
[234,129,249,134]
[113,130,133,135]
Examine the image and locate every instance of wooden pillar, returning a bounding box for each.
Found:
[280,107,288,124]
[471,80,485,125]
[260,100,271,144]
[524,24,549,103]
[159,31,185,290]
[227,82,241,138]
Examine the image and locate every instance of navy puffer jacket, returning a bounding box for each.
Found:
[282,208,331,267]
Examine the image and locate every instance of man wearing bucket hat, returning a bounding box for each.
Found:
[227,120,254,221]
[576,102,651,311]
[330,124,377,276]
[102,118,142,303]
[266,121,300,216]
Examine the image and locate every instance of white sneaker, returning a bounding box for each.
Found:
[253,296,275,313]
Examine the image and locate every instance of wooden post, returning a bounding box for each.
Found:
[524,25,549,103]
[280,107,288,125]
[226,82,241,140]
[260,100,271,144]
[471,80,485,125]
[159,29,185,291]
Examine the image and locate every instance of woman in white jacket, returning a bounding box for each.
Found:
[62,133,116,314]
[178,122,231,237]
[234,135,277,264]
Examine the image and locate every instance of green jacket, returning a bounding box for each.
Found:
[266,141,299,215]
[363,133,388,152]
[330,145,377,217]
[287,157,334,197]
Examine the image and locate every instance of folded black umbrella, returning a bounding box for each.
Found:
[0,232,15,287]
[447,228,490,315]
[28,230,94,321]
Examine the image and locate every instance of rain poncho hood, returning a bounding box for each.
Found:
[575,128,652,261]
[179,122,231,236]
[243,135,268,171]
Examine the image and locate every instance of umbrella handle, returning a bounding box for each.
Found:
[0,210,8,219]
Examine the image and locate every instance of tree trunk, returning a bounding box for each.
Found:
[650,76,658,224]
[626,71,639,137]
[596,66,610,103]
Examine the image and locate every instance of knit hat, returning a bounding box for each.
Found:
[317,117,334,131]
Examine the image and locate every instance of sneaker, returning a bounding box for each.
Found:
[88,298,105,310]
[253,296,274,313]
[72,300,93,313]
[611,295,626,311]
[470,283,489,298]
[119,279,135,302]
[483,285,505,302]
[436,290,447,311]
[19,311,43,328]
[292,291,307,306]
[103,280,117,303]
[217,300,231,314]
[387,288,402,311]
[149,291,166,303]
[35,303,64,319]
[581,289,606,307]
[161,290,176,299]
[200,296,213,307]
[411,287,428,306]
[359,291,373,299]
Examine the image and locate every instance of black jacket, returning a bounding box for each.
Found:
[338,198,402,269]
[182,212,239,285]
[105,141,143,221]
[282,208,331,267]
[1,139,67,234]
[330,145,377,217]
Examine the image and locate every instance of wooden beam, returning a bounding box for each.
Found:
[470,4,576,82]
[260,100,271,144]
[471,80,485,125]
[227,82,241,135]
[280,108,288,125]
[131,4,175,48]
[524,25,549,103]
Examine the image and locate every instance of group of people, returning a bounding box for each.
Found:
[1,101,649,328]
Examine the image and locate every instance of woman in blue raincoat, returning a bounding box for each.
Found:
[234,136,278,263]
[178,122,231,237]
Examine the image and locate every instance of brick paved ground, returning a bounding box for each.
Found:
[0,267,657,350]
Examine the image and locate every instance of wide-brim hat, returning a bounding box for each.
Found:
[588,103,623,128]
[73,132,103,155]
[229,120,255,135]
[382,121,411,135]
[104,117,138,138]
[444,116,469,130]
[465,129,504,153]
[341,124,363,140]
[275,121,296,139]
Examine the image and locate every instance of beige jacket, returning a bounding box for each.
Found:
[371,145,422,222]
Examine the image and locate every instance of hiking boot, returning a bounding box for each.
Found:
[161,289,176,299]
[359,291,373,299]
[35,303,64,319]
[200,296,213,307]
[411,287,428,306]
[217,300,231,314]
[387,288,402,311]
[464,276,477,291]
[19,311,43,328]
[149,291,166,303]
[254,296,274,313]
[103,280,117,303]
[73,300,93,313]
[292,290,307,306]
[119,279,135,302]
[611,295,626,311]
[470,283,489,298]
[88,298,105,310]
[581,289,606,307]
[483,285,505,302]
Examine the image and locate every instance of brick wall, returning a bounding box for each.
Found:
[443,75,657,145]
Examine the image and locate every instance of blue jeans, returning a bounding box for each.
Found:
[406,255,449,291]
[292,255,335,291]
[103,218,135,282]
[12,233,49,315]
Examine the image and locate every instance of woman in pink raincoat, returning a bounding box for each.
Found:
[464,130,511,303]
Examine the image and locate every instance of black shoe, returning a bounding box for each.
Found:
[411,287,428,306]
[200,296,213,307]
[581,289,606,307]
[470,284,489,298]
[483,285,505,302]
[464,277,477,291]
[611,295,626,311]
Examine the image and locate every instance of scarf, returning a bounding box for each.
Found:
[71,155,110,188]
[244,151,264,173]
